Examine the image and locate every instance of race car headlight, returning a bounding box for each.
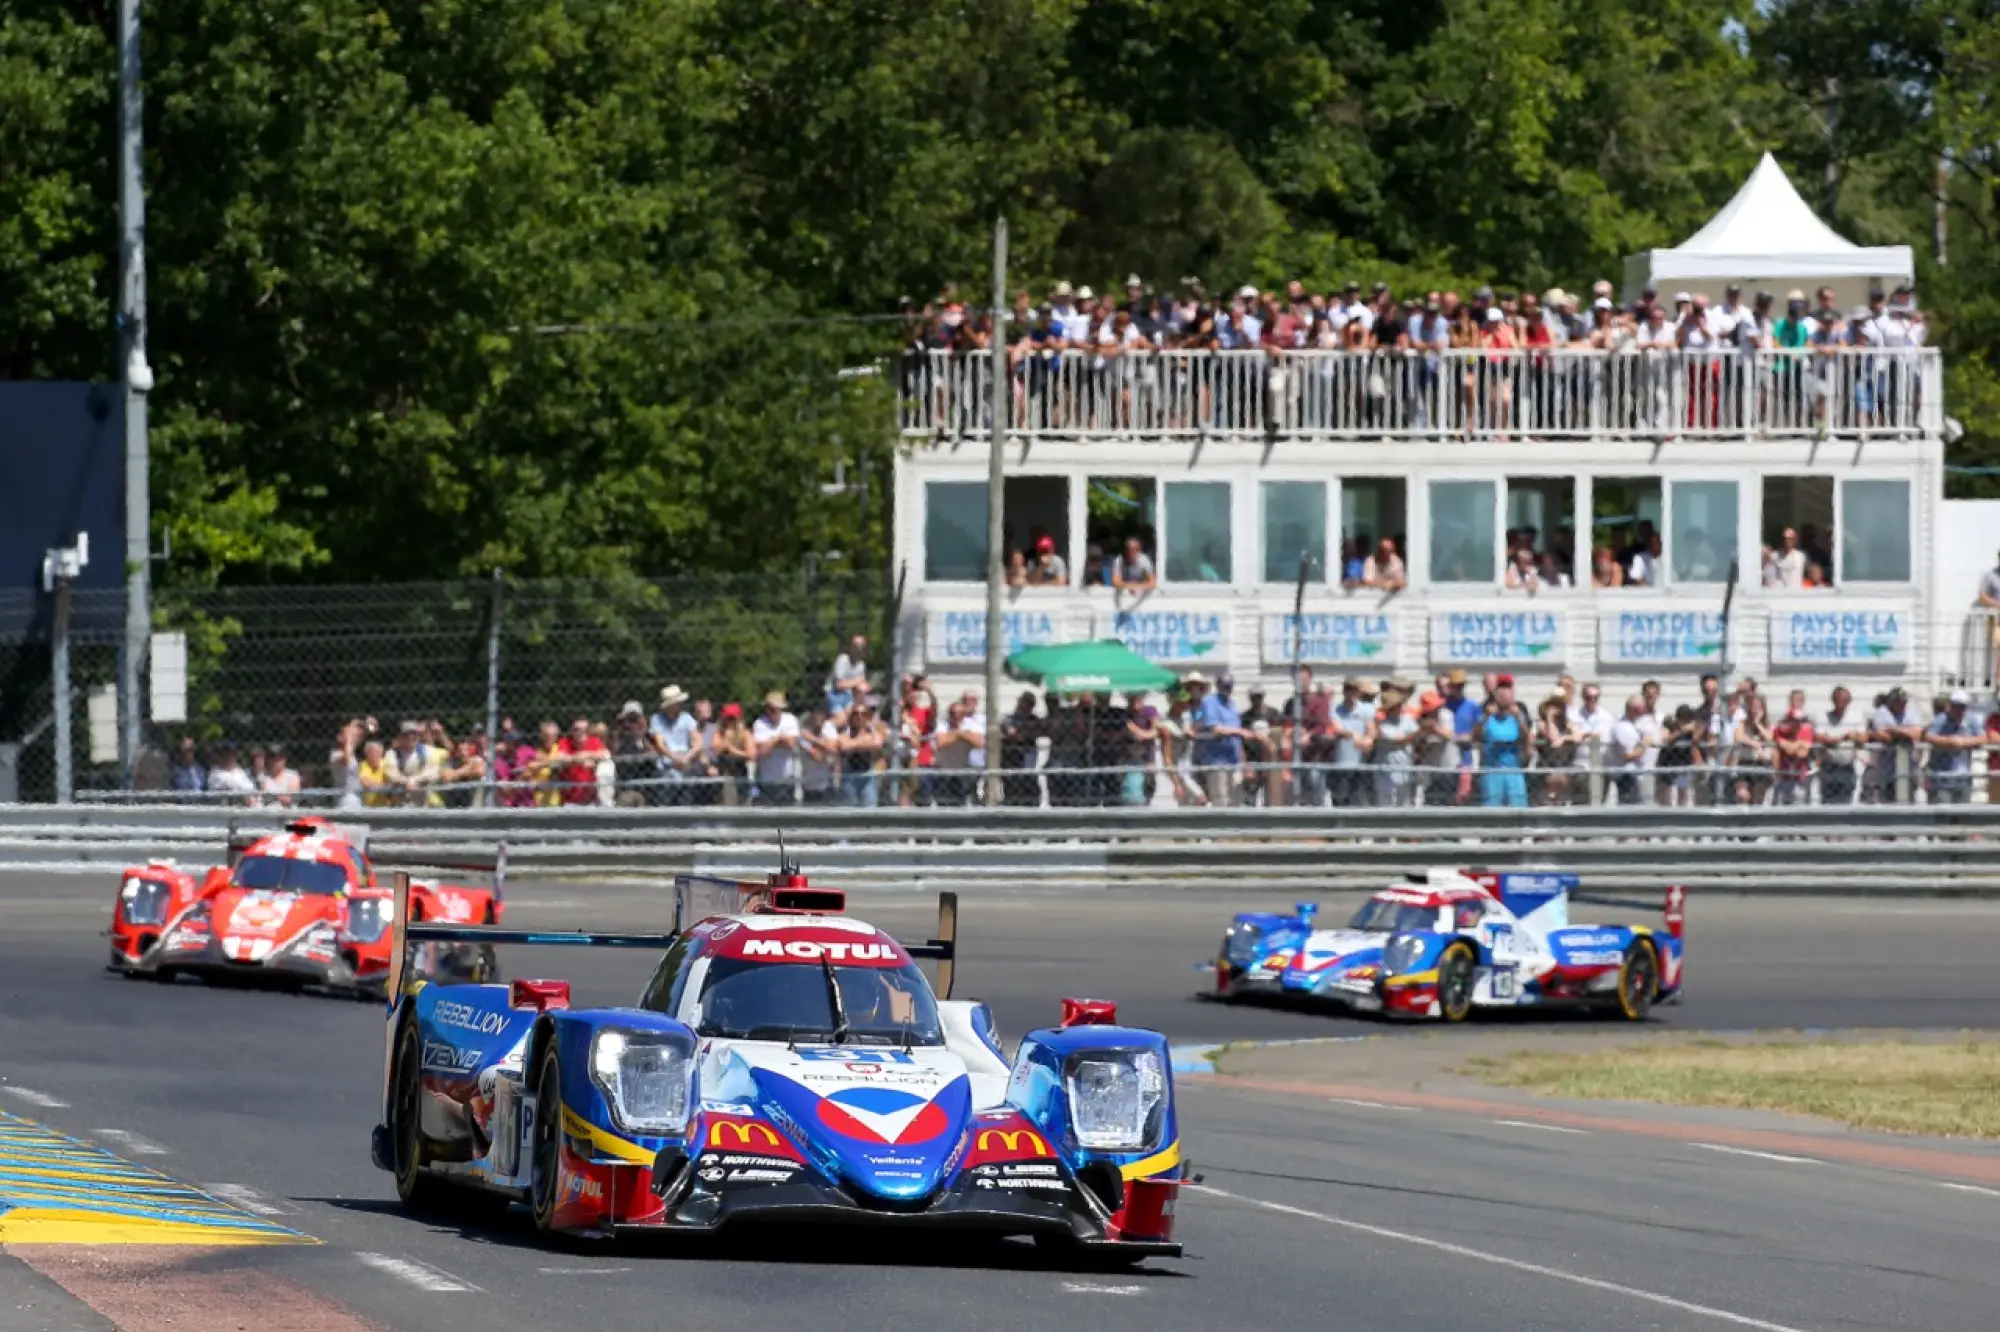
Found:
[1384,934,1430,976]
[119,877,170,927]
[344,897,392,943]
[1221,921,1263,966]
[1066,1049,1166,1151]
[589,1029,694,1137]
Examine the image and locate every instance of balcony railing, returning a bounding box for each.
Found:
[898,346,1942,442]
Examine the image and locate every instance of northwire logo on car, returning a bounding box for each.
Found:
[433,1000,512,1035]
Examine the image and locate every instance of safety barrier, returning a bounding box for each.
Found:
[899,346,1942,441]
[4,803,1998,894]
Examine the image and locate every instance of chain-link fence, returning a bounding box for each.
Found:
[8,573,891,802]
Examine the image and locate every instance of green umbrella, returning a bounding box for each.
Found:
[1004,639,1180,696]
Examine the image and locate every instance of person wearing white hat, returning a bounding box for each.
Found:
[1926,690,1985,804]
[650,685,705,804]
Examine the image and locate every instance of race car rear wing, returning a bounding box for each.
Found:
[1571,883,1687,940]
[385,872,959,1000]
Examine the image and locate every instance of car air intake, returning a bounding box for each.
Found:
[766,887,845,915]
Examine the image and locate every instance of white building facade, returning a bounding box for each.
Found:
[892,345,1960,707]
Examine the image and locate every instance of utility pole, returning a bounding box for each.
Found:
[46,536,92,804]
[983,218,1008,807]
[118,0,154,786]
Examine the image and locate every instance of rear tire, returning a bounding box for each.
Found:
[1436,941,1476,1023]
[1615,941,1658,1022]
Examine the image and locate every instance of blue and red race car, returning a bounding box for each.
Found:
[1206,868,1685,1022]
[371,861,1185,1263]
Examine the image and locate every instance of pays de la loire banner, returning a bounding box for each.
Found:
[1767,609,1908,665]
[1099,607,1228,665]
[924,609,1066,664]
[1596,610,1729,665]
[1428,611,1564,665]
[1259,613,1397,666]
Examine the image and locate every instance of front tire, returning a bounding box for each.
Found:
[1615,941,1658,1021]
[392,1023,440,1207]
[1436,941,1476,1022]
[530,1047,564,1234]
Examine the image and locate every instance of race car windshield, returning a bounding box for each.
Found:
[1347,898,1442,934]
[229,855,349,896]
[694,959,944,1047]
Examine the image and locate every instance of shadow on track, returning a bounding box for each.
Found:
[307,1197,1197,1277]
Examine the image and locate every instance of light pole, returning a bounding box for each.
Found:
[46,536,92,804]
[118,0,154,786]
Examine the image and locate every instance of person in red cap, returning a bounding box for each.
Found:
[1030,534,1069,586]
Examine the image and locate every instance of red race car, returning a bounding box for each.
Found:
[109,817,504,997]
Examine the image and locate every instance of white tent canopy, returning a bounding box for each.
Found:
[1622,154,1914,306]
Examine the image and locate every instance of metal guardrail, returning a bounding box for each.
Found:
[900,346,1943,441]
[3,804,1998,894]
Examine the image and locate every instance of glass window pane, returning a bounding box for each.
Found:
[1429,481,1496,583]
[1670,481,1737,582]
[1165,482,1232,582]
[1842,479,1911,582]
[1262,482,1326,583]
[924,482,987,582]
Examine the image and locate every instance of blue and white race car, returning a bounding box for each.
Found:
[371,861,1184,1262]
[1206,869,1685,1022]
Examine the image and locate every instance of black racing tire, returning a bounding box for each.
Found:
[1436,941,1477,1023]
[392,1022,442,1207]
[1615,940,1659,1022]
[530,1045,564,1234]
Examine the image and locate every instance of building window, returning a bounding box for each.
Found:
[1165,481,1232,583]
[1505,477,1576,588]
[1429,480,1496,583]
[1841,479,1912,583]
[1760,475,1834,587]
[1262,482,1326,583]
[1000,476,1072,586]
[1592,477,1662,588]
[1340,478,1408,586]
[1084,476,1156,587]
[923,482,987,582]
[1670,481,1738,583]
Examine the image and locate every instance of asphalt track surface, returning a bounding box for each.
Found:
[5,871,2000,1332]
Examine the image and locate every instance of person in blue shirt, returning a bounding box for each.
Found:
[168,736,206,793]
[1445,670,1484,738]
[1189,671,1247,807]
[1474,675,1531,808]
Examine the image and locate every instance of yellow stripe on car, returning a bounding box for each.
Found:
[1118,1140,1182,1181]
[561,1106,657,1165]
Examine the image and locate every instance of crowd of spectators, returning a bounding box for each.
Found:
[159,654,1998,811]
[906,276,1929,435]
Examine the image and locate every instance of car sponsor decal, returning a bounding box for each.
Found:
[431,1000,513,1035]
[814,1087,950,1146]
[704,1117,806,1162]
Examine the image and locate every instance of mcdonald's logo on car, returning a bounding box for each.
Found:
[977,1128,1049,1157]
[709,1120,784,1149]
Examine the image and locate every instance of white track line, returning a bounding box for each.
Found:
[1938,1182,2000,1198]
[536,1267,632,1276]
[1689,1143,1821,1165]
[356,1253,482,1293]
[0,1087,69,1109]
[90,1127,168,1155]
[201,1184,292,1215]
[1062,1282,1147,1296]
[1189,1184,1811,1332]
[1491,1118,1589,1135]
[1327,1097,1419,1111]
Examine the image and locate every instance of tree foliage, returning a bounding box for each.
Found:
[3,0,1998,584]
